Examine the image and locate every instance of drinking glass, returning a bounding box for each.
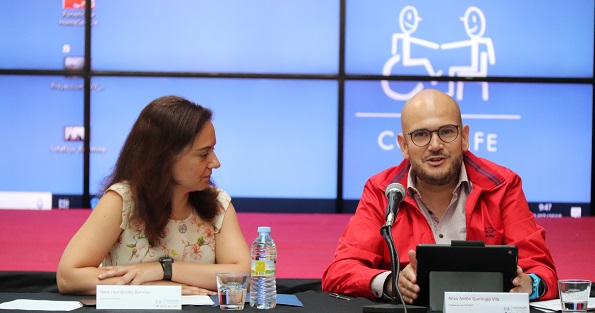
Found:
[216,273,248,310]
[558,279,591,312]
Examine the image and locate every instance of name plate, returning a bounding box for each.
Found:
[97,285,181,310]
[444,292,529,313]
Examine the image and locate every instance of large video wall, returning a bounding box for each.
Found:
[0,0,593,216]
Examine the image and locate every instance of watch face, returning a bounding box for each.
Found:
[538,280,546,295]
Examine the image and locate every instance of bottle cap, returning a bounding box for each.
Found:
[258,226,271,233]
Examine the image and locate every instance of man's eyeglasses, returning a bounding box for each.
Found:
[407,124,461,147]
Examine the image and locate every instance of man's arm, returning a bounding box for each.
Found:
[499,172,559,300]
[322,179,390,300]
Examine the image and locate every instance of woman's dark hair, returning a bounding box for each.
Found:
[103,95,220,245]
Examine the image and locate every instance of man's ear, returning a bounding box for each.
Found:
[397,133,409,159]
[461,124,470,151]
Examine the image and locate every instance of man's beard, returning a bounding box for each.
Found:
[410,152,463,186]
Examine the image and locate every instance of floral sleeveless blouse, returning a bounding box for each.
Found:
[102,182,230,265]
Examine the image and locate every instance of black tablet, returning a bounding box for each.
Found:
[414,241,518,312]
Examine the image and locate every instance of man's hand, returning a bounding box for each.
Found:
[510,266,533,295]
[395,249,420,304]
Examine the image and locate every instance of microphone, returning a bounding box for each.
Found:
[363,182,426,313]
[384,183,405,226]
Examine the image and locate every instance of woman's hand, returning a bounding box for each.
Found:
[98,264,216,295]
[98,262,163,285]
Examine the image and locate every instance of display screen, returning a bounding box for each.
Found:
[346,0,594,78]
[91,0,339,74]
[343,80,593,216]
[0,75,85,207]
[0,0,593,214]
[90,76,338,200]
[0,0,87,70]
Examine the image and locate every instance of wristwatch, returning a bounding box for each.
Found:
[528,273,546,300]
[159,255,174,281]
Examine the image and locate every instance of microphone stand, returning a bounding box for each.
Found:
[362,218,426,313]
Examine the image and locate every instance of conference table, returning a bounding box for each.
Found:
[0,291,558,313]
[0,273,587,312]
[0,274,372,312]
[0,290,376,312]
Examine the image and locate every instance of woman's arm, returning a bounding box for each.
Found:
[58,196,250,294]
[56,190,127,294]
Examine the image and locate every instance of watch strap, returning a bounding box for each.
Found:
[527,273,542,300]
[159,256,173,281]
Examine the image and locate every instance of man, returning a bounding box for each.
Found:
[322,89,558,303]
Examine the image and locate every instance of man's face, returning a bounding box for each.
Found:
[397,91,469,187]
[407,127,465,186]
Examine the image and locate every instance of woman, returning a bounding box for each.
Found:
[57,95,250,295]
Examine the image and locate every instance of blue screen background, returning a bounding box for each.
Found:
[89,77,338,199]
[0,76,84,194]
[91,0,339,74]
[343,80,593,203]
[0,1,86,70]
[346,0,594,78]
[0,0,592,211]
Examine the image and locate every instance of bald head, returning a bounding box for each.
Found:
[401,89,462,133]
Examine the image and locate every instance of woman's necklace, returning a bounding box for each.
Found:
[178,221,187,234]
[172,210,189,234]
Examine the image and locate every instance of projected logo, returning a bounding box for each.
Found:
[381,6,496,102]
[63,0,95,9]
[64,126,85,142]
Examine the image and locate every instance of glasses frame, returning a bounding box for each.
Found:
[407,124,461,147]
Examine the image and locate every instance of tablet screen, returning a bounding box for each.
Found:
[415,242,518,311]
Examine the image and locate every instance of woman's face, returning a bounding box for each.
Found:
[171,120,221,193]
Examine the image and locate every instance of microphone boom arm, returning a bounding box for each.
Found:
[362,183,426,312]
[380,224,404,306]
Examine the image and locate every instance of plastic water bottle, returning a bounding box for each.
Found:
[249,226,277,309]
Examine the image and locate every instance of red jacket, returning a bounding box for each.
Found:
[322,151,558,301]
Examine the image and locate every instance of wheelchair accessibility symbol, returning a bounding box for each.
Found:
[381,6,495,101]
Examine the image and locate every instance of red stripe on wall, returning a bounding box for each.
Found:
[0,210,593,281]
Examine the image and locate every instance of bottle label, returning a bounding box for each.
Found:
[251,260,276,277]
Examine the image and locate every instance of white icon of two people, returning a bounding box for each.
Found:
[381,6,496,102]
